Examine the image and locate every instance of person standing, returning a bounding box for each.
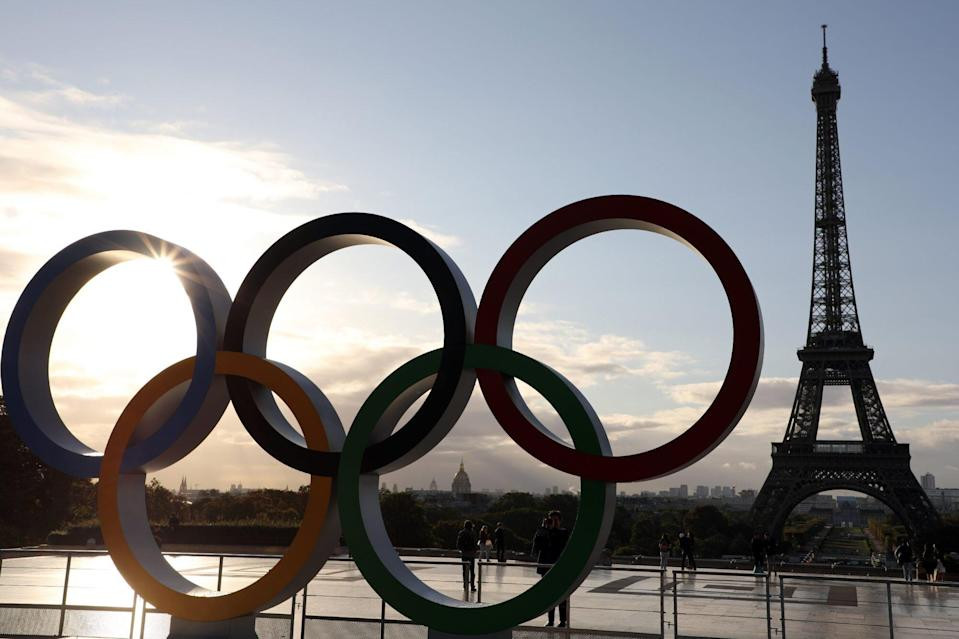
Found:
[456,520,478,591]
[679,531,696,571]
[884,544,896,573]
[534,511,570,627]
[763,532,776,575]
[494,522,507,562]
[895,538,915,583]
[933,544,947,583]
[658,534,671,571]
[921,544,937,583]
[478,524,493,562]
[751,532,766,575]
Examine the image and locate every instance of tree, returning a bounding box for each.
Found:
[432,520,464,550]
[489,492,541,513]
[145,478,189,524]
[379,491,435,548]
[607,505,635,552]
[685,505,728,539]
[0,397,91,546]
[630,512,661,555]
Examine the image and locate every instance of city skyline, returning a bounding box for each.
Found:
[1,3,958,496]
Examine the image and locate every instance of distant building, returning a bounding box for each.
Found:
[178,476,219,501]
[794,493,835,514]
[711,485,722,498]
[921,473,936,491]
[669,487,680,497]
[429,477,438,491]
[228,483,251,495]
[452,459,472,498]
[722,486,736,498]
[695,485,709,499]
[679,484,689,499]
[925,488,959,512]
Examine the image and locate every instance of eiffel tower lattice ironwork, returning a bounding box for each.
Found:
[751,27,941,540]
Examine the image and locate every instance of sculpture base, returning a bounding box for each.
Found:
[168,615,257,639]
[428,630,512,639]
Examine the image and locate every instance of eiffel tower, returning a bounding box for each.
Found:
[751,27,940,541]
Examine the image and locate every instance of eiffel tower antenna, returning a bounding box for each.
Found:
[751,30,940,542]
[821,24,828,65]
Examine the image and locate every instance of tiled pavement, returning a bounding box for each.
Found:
[0,554,956,638]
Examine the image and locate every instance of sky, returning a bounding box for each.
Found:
[1,2,958,497]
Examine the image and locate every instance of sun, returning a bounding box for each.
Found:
[48,256,198,451]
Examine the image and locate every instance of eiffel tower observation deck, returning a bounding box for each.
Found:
[751,27,941,541]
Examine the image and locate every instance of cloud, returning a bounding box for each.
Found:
[901,419,959,450]
[398,218,462,250]
[513,319,693,389]
[668,377,796,409]
[1,61,127,108]
[0,94,344,204]
[0,66,349,296]
[875,379,959,409]
[28,85,127,107]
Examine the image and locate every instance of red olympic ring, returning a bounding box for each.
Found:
[475,195,763,481]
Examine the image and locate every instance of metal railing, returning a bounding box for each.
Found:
[2,548,957,638]
[0,549,295,639]
[669,566,959,639]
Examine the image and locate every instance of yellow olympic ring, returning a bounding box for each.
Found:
[97,352,341,621]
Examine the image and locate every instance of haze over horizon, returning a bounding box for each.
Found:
[2,2,958,496]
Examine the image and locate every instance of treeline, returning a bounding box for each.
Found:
[0,403,96,547]
[382,491,781,558]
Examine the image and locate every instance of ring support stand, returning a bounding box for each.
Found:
[168,615,257,639]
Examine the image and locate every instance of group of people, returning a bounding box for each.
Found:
[455,521,508,592]
[894,538,947,583]
[661,530,776,574]
[457,512,570,626]
[656,531,698,570]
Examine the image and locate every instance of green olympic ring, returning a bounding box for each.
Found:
[338,343,615,635]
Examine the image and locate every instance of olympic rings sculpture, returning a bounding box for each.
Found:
[1,195,763,634]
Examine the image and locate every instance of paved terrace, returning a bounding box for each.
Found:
[0,551,956,638]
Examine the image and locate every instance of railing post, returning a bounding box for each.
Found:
[129,592,137,639]
[659,569,665,639]
[217,555,224,591]
[765,571,772,639]
[58,553,72,637]
[477,560,482,603]
[139,593,147,639]
[886,581,894,639]
[672,572,678,639]
[380,598,386,639]
[300,583,308,639]
[283,590,293,639]
[779,574,786,639]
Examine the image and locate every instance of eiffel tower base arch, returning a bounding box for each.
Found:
[751,442,942,542]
